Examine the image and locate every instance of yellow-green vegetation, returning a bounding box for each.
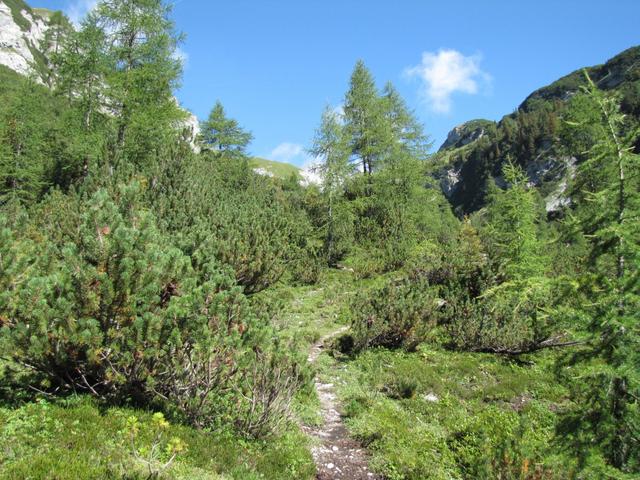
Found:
[298,271,571,479]
[256,270,365,426]
[0,397,314,479]
[261,270,365,344]
[31,7,54,19]
[333,346,568,479]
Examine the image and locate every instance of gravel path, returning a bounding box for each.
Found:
[303,327,380,480]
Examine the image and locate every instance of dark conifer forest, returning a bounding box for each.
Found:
[0,1,638,478]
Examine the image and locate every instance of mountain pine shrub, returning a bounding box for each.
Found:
[0,183,305,436]
[348,275,439,352]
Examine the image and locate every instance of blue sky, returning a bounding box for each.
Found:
[34,0,640,167]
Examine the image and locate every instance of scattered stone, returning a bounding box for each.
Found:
[424,392,439,402]
[305,326,381,479]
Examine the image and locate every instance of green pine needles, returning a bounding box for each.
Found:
[557,73,640,475]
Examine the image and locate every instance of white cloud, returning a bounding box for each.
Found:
[405,49,490,113]
[269,142,305,164]
[66,0,97,26]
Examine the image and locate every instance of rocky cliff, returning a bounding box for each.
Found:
[439,119,494,151]
[0,0,57,81]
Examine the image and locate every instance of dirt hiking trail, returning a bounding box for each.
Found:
[303,327,381,480]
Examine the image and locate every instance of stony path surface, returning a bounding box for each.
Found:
[303,327,380,480]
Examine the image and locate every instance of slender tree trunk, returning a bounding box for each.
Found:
[617,150,625,280]
[117,29,138,152]
[327,190,334,265]
[599,96,626,281]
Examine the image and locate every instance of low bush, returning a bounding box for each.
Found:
[444,279,559,355]
[0,184,305,437]
[151,157,317,294]
[342,246,387,279]
[347,276,439,352]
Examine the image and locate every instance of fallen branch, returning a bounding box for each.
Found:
[474,338,585,356]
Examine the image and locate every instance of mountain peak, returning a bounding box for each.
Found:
[439,119,495,151]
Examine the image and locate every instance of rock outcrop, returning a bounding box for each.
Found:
[0,1,51,81]
[439,119,494,151]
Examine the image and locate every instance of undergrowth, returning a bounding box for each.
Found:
[332,345,574,479]
[0,396,314,479]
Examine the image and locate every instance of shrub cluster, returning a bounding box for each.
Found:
[347,276,438,352]
[348,174,561,356]
[0,182,307,437]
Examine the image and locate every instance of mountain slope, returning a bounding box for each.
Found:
[435,46,640,215]
[250,157,301,179]
[250,157,322,186]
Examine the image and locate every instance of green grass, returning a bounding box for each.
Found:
[0,396,314,479]
[249,157,301,180]
[257,269,360,345]
[0,63,47,96]
[0,64,27,88]
[331,344,573,479]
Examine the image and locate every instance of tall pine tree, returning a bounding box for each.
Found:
[343,61,390,174]
[381,81,430,163]
[53,0,186,177]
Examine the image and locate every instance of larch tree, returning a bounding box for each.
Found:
[96,0,186,170]
[53,0,186,176]
[200,101,253,156]
[375,81,431,261]
[309,105,353,265]
[343,60,390,174]
[53,12,112,179]
[39,10,74,88]
[559,74,640,474]
[483,161,548,281]
[381,81,430,163]
[0,80,48,204]
[55,12,110,131]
